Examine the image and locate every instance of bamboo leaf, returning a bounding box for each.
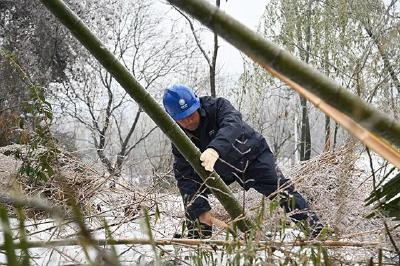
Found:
[322,246,331,266]
[154,203,160,224]
[141,208,159,263]
[103,219,121,266]
[366,172,400,220]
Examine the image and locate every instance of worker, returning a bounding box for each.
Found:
[163,84,324,239]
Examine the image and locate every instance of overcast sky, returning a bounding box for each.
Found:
[215,0,266,79]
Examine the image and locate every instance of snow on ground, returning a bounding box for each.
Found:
[0,145,399,264]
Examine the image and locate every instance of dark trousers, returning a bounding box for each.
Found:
[237,148,319,224]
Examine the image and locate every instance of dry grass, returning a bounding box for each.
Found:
[0,145,110,219]
[0,143,398,264]
[206,143,399,263]
[0,111,29,146]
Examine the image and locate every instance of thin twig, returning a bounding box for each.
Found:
[383,220,400,260]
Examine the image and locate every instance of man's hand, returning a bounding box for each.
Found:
[200,148,219,172]
[198,211,235,238]
[199,211,213,226]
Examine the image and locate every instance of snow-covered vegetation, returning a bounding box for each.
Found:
[0,0,399,265]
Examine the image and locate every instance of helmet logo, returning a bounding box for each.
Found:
[179,98,188,109]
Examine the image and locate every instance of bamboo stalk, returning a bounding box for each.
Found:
[167,0,400,168]
[0,237,383,250]
[266,66,400,168]
[210,215,237,237]
[39,0,253,232]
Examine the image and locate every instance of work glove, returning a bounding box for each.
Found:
[200,148,219,172]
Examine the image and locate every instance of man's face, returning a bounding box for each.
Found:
[177,111,200,131]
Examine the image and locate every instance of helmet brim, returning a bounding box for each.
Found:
[173,100,200,121]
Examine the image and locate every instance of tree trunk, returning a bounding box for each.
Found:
[294,112,299,164]
[323,8,331,152]
[209,47,217,97]
[114,109,142,176]
[364,26,400,95]
[298,0,312,161]
[324,115,331,151]
[41,0,253,233]
[299,96,311,160]
[333,122,339,150]
[209,0,220,97]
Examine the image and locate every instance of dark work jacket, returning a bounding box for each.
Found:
[172,96,268,220]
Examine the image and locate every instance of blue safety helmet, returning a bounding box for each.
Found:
[163,84,200,121]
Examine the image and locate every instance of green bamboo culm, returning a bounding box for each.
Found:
[16,208,30,266]
[103,219,121,266]
[0,205,17,266]
[167,0,400,149]
[142,208,159,263]
[39,0,253,232]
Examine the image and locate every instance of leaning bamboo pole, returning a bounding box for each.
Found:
[168,0,400,169]
[39,0,253,232]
